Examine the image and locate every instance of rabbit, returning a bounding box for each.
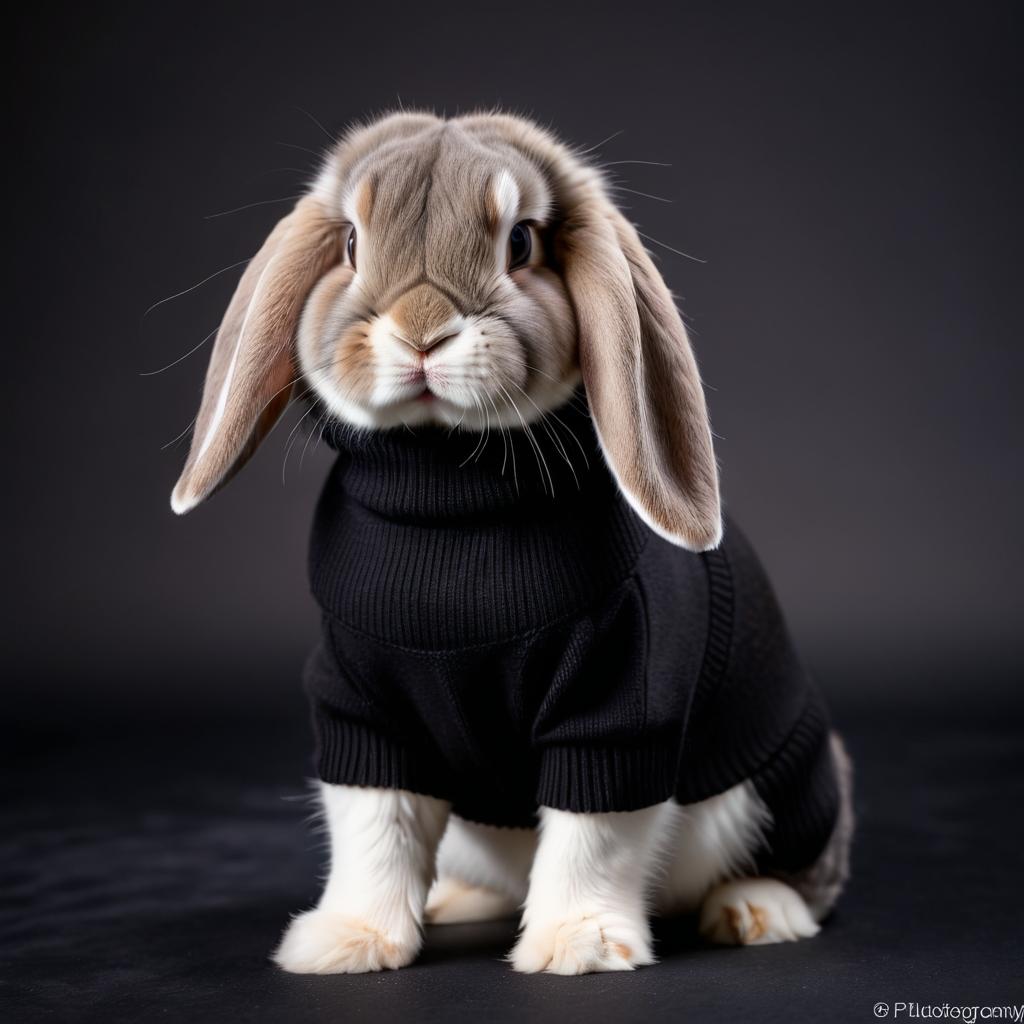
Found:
[170,110,854,975]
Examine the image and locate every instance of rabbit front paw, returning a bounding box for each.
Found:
[510,912,654,975]
[699,877,820,945]
[272,909,420,973]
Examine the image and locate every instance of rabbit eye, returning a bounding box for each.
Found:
[346,228,357,269]
[508,222,532,270]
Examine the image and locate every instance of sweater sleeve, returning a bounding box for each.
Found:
[303,619,455,801]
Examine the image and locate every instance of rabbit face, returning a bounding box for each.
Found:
[297,121,579,429]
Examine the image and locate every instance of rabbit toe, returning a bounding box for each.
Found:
[699,878,820,945]
[511,912,654,975]
[273,909,419,973]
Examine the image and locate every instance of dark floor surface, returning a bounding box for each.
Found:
[3,679,1023,1023]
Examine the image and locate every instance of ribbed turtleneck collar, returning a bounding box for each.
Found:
[308,391,650,647]
[321,391,612,523]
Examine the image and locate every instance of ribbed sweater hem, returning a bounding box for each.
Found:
[314,705,681,817]
[315,715,451,800]
[536,742,679,813]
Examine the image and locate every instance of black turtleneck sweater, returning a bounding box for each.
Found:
[303,397,838,872]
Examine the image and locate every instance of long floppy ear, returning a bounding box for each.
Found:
[170,196,340,514]
[560,193,722,551]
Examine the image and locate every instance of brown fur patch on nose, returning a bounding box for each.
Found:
[389,283,457,349]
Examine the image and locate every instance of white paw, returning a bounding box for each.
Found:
[425,877,519,924]
[699,878,820,945]
[510,913,654,975]
[272,910,419,973]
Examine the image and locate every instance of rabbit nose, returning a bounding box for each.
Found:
[392,327,461,353]
[387,283,462,353]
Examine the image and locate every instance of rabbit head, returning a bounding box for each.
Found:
[171,111,721,550]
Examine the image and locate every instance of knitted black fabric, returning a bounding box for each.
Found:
[304,395,838,872]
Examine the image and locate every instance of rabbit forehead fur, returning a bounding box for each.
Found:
[319,116,553,302]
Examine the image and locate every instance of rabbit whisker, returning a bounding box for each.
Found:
[522,361,592,417]
[292,104,341,146]
[484,391,509,478]
[140,326,218,377]
[281,394,322,484]
[244,166,309,182]
[576,128,624,157]
[609,185,673,204]
[300,408,331,470]
[509,381,580,490]
[635,229,707,264]
[460,394,489,467]
[446,404,470,436]
[274,140,324,160]
[205,194,303,221]
[478,395,492,463]
[496,390,519,492]
[161,417,196,451]
[599,159,672,167]
[496,380,553,497]
[142,258,251,319]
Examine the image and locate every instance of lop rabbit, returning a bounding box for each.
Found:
[172,111,853,975]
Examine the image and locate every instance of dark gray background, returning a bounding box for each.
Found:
[6,4,1023,1021]
[7,0,1022,707]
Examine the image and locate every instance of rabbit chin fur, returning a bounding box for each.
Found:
[273,735,852,975]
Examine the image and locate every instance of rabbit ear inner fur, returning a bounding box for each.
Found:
[171,196,341,513]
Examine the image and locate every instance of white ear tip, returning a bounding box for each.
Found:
[697,518,725,552]
[650,516,724,552]
[170,484,199,515]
